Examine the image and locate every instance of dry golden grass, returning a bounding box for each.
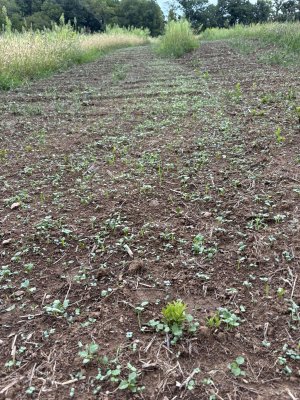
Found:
[0,25,149,89]
[80,32,148,53]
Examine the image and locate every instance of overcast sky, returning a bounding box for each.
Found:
[157,0,173,14]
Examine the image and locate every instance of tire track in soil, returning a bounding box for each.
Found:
[0,44,299,399]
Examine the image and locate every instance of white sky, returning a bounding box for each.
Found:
[157,0,255,13]
[157,0,174,14]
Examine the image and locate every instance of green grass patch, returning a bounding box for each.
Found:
[156,20,199,58]
[200,22,300,66]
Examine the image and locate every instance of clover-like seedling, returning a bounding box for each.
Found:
[206,308,241,330]
[44,299,69,317]
[118,363,144,393]
[192,234,205,255]
[228,356,246,377]
[78,342,99,364]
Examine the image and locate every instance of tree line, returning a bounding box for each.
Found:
[0,0,164,35]
[174,0,300,29]
[0,0,299,34]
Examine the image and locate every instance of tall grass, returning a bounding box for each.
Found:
[0,24,149,90]
[80,26,150,59]
[200,22,300,55]
[157,20,199,58]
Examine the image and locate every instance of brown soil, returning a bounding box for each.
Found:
[0,42,299,400]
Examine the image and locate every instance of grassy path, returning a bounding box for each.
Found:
[0,44,299,399]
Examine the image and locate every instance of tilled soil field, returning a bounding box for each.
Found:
[0,42,299,399]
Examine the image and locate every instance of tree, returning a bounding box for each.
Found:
[25,11,51,28]
[280,0,297,20]
[0,0,22,30]
[202,4,218,28]
[253,0,271,22]
[117,0,164,36]
[54,0,103,31]
[41,0,63,21]
[177,0,209,28]
[168,6,178,21]
[214,0,256,26]
[83,0,119,30]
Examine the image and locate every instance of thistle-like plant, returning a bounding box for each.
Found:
[162,300,187,326]
[148,300,198,344]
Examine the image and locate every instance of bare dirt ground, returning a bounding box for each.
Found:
[0,42,299,400]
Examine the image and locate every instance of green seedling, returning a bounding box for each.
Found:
[288,300,300,328]
[274,127,285,144]
[219,308,241,328]
[44,299,69,317]
[228,356,246,377]
[201,70,210,79]
[20,279,36,293]
[118,363,144,393]
[274,214,286,223]
[96,364,121,383]
[148,300,198,344]
[261,93,274,104]
[112,66,128,82]
[226,82,242,102]
[206,308,241,329]
[206,312,221,329]
[162,300,187,326]
[24,263,34,273]
[286,89,296,100]
[135,301,149,329]
[192,234,217,259]
[25,386,36,395]
[251,109,265,117]
[0,149,8,160]
[295,106,300,123]
[277,287,286,299]
[78,342,99,364]
[234,82,242,99]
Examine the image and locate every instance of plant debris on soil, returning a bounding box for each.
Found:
[0,42,299,399]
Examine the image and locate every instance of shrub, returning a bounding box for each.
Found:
[157,20,199,58]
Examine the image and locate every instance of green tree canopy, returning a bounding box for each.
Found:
[117,0,164,35]
[1,0,299,33]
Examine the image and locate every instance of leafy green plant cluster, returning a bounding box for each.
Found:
[77,345,144,393]
[206,308,241,329]
[95,360,144,393]
[277,343,300,376]
[148,300,199,344]
[118,363,144,393]
[192,234,218,259]
[44,299,69,317]
[274,126,285,144]
[228,356,246,377]
[78,342,99,364]
[162,299,187,325]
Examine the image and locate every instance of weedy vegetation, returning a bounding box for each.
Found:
[156,19,199,58]
[0,20,149,90]
[200,22,300,66]
[0,17,299,400]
